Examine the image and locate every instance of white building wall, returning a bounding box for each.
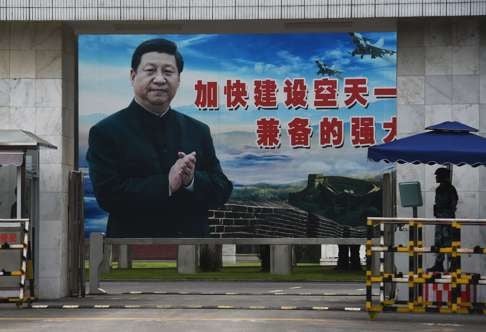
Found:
[396,17,486,300]
[0,22,75,299]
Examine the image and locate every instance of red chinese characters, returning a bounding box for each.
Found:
[193,79,397,149]
[314,78,338,108]
[224,80,248,110]
[254,79,278,109]
[283,78,308,109]
[351,116,375,147]
[382,116,397,143]
[256,118,281,148]
[344,77,368,108]
[194,79,395,110]
[320,117,344,148]
[288,117,312,148]
[194,80,219,109]
[373,87,397,98]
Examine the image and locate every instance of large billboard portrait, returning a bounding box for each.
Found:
[78,32,397,238]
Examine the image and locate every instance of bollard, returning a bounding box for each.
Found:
[119,244,129,269]
[177,245,197,274]
[89,232,106,294]
[270,244,292,275]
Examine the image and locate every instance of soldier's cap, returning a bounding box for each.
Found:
[434,167,450,177]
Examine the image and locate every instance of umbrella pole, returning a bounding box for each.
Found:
[446,164,453,181]
[445,164,459,273]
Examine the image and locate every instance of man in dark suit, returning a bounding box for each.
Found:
[86,38,233,238]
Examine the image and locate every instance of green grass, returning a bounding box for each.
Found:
[96,261,364,282]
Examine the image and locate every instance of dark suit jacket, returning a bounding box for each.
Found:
[86,100,233,238]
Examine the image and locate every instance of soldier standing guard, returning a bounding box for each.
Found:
[428,167,458,272]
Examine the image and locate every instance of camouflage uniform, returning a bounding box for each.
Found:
[433,182,458,271]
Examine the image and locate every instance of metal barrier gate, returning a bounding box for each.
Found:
[366,217,486,318]
[0,218,33,307]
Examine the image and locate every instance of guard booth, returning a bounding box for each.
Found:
[0,130,56,305]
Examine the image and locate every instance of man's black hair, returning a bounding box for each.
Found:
[435,167,450,177]
[435,167,451,182]
[131,38,184,73]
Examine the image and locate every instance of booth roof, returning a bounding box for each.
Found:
[0,130,57,150]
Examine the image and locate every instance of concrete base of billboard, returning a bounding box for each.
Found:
[89,233,106,295]
[101,244,112,273]
[177,245,197,274]
[222,244,237,265]
[119,244,130,269]
[270,245,292,275]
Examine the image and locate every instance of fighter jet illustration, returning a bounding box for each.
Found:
[349,32,396,59]
[315,60,342,76]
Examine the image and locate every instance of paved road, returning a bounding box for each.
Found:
[0,281,485,331]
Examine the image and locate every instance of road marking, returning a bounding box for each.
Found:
[423,323,463,327]
[155,305,172,309]
[24,304,367,312]
[312,306,329,310]
[344,307,361,311]
[289,286,301,289]
[62,305,79,309]
[268,289,283,293]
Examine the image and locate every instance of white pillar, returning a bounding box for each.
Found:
[270,245,291,275]
[222,244,236,265]
[177,245,197,274]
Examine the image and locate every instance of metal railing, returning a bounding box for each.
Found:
[1,0,485,21]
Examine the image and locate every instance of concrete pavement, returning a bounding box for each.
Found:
[0,281,485,331]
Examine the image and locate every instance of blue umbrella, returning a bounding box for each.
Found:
[368,121,486,167]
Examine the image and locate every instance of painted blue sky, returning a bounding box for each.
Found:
[79,33,396,74]
[78,32,396,184]
[78,33,396,120]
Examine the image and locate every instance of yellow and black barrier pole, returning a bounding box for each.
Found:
[365,217,486,318]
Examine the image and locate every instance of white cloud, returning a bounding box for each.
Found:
[79,89,132,116]
[321,49,351,68]
[79,62,130,83]
[177,35,217,49]
[216,50,312,78]
[295,160,334,174]
[277,50,301,66]
[79,63,133,116]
